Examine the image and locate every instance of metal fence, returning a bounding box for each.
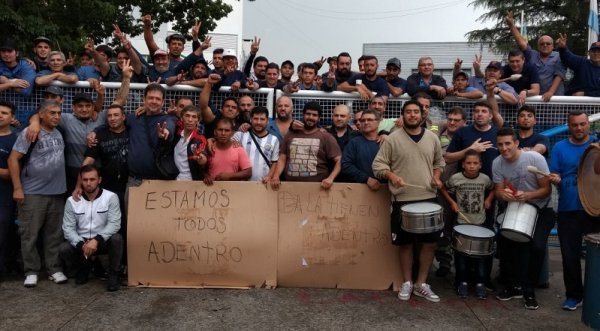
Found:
[5,82,600,148]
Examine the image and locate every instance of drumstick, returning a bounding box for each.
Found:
[527,165,551,177]
[457,211,473,224]
[496,74,522,83]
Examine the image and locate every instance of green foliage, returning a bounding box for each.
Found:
[0,0,233,58]
[467,0,590,55]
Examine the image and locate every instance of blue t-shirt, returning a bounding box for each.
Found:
[347,74,390,97]
[549,136,598,211]
[76,65,101,81]
[517,131,550,158]
[502,63,541,93]
[0,59,36,97]
[446,125,499,178]
[341,135,380,183]
[0,132,17,206]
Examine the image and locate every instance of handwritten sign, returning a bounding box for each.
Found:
[127,181,278,288]
[276,183,402,290]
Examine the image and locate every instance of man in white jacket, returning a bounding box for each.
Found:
[59,164,123,291]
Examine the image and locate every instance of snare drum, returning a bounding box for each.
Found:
[499,202,539,243]
[452,225,495,256]
[400,202,443,233]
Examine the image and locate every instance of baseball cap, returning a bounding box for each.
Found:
[281,60,294,68]
[486,60,503,70]
[0,39,16,51]
[590,41,600,51]
[223,49,237,58]
[453,71,469,80]
[386,57,401,69]
[44,86,64,97]
[153,49,168,57]
[34,36,51,46]
[165,33,186,44]
[72,92,93,104]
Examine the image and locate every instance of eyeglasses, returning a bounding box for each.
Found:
[359,118,377,123]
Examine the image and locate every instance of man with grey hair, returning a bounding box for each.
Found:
[8,100,67,287]
[34,51,78,85]
[505,11,565,101]
[406,56,447,99]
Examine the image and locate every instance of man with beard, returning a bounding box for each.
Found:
[549,111,600,310]
[327,104,357,151]
[515,105,549,156]
[321,52,355,91]
[493,127,553,310]
[243,37,268,81]
[338,55,389,100]
[406,57,447,99]
[372,100,445,302]
[179,59,209,88]
[502,50,541,105]
[385,58,406,97]
[32,36,52,72]
[269,102,342,190]
[506,11,565,101]
[0,39,36,97]
[341,109,383,190]
[465,59,518,105]
[258,63,285,89]
[204,118,252,185]
[60,164,123,291]
[267,95,297,142]
[34,51,78,85]
[238,95,255,126]
[234,107,279,182]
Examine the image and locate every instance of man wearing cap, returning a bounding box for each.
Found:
[467,60,518,105]
[142,14,185,68]
[385,58,407,97]
[447,72,484,99]
[215,49,248,92]
[557,33,600,96]
[0,39,36,97]
[34,51,78,85]
[280,60,294,84]
[502,49,541,104]
[42,86,64,104]
[166,41,214,87]
[269,101,342,190]
[406,57,447,100]
[505,11,565,102]
[338,55,390,100]
[32,36,52,72]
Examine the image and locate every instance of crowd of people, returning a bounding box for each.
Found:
[0,12,599,316]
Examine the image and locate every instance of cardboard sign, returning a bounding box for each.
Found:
[127,181,278,288]
[276,183,402,290]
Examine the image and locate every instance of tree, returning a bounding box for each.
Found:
[467,0,590,55]
[0,0,233,58]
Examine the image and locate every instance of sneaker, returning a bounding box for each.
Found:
[23,274,38,287]
[524,295,539,310]
[562,298,583,311]
[496,286,523,301]
[48,272,68,284]
[398,281,413,301]
[457,282,468,298]
[413,283,441,302]
[106,274,120,292]
[475,283,487,299]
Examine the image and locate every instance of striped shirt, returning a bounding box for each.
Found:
[233,131,279,181]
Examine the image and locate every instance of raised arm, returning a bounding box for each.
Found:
[199,74,221,124]
[505,11,528,50]
[113,59,133,106]
[142,15,159,57]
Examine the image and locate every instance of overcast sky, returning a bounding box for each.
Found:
[242,0,492,68]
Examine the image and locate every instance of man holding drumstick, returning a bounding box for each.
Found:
[492,127,553,310]
[372,100,445,302]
